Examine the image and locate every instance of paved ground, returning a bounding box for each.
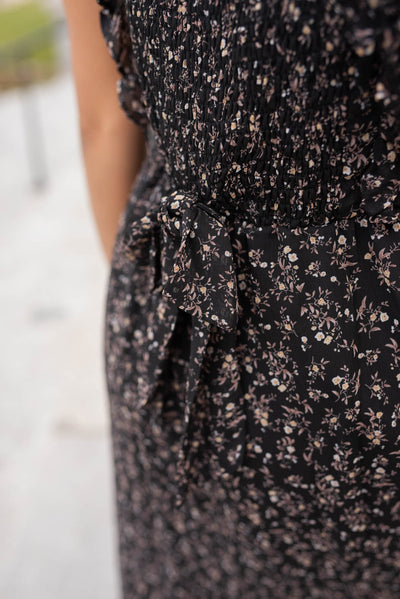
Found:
[0,32,120,599]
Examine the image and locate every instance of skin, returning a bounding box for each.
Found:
[62,0,147,263]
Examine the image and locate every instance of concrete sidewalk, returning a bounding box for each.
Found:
[0,67,120,599]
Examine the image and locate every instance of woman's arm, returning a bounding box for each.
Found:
[62,0,147,263]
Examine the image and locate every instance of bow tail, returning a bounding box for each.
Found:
[174,321,212,507]
[134,302,180,409]
[125,191,241,506]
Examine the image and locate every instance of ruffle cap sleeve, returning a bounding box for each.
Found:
[96,0,148,128]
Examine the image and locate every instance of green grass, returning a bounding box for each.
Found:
[0,1,59,89]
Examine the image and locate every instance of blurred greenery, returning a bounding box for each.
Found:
[0,1,58,90]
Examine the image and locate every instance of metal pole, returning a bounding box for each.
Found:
[18,69,47,190]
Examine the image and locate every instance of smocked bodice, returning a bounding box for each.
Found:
[99,0,400,228]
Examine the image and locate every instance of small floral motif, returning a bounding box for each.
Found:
[98,0,400,597]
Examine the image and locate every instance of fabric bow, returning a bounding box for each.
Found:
[124,190,239,506]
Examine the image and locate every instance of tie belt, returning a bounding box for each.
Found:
[121,186,400,507]
[123,190,239,507]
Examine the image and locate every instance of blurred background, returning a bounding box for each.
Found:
[0,0,119,597]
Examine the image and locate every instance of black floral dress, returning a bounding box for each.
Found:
[96,1,400,597]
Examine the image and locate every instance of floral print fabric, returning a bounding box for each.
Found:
[97,1,400,597]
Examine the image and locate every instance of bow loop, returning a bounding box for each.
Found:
[158,190,239,332]
[158,190,198,239]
